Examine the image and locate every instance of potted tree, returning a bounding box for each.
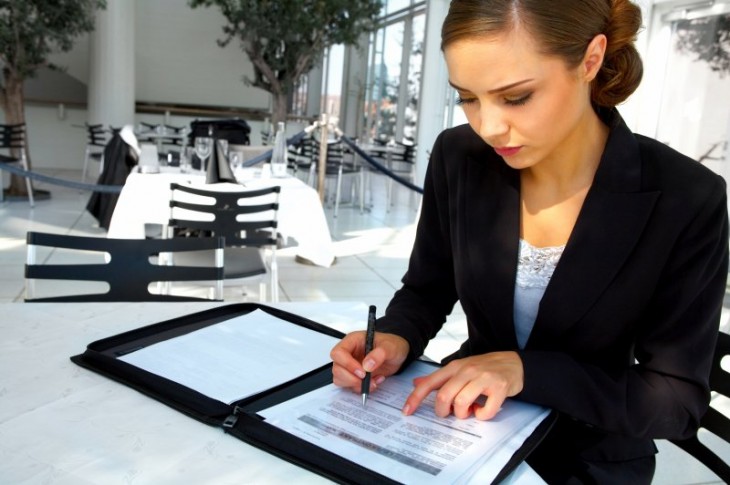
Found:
[0,0,105,201]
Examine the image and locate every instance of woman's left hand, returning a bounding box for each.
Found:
[402,351,524,420]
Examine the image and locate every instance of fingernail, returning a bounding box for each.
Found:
[375,375,385,385]
[363,359,375,372]
[402,404,410,415]
[354,369,365,379]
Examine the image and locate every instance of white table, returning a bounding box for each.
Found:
[107,168,336,267]
[0,302,544,484]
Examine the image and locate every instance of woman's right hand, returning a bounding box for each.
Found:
[330,331,410,394]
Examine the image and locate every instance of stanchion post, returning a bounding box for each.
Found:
[317,113,329,204]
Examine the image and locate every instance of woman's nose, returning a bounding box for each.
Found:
[478,104,509,142]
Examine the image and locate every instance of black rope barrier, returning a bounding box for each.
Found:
[242,123,425,195]
[241,130,309,168]
[0,162,124,193]
[339,135,424,194]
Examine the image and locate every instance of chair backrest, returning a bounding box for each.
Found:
[0,123,26,150]
[168,183,280,249]
[392,142,417,163]
[25,231,225,302]
[670,331,730,481]
[311,140,354,171]
[85,123,107,147]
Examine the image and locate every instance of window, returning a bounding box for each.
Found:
[645,1,730,179]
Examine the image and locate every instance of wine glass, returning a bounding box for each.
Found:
[194,137,213,172]
[229,150,242,171]
[179,146,193,173]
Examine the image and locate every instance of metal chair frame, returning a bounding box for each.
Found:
[0,123,34,207]
[25,231,224,302]
[670,332,730,482]
[167,183,281,302]
[81,123,108,183]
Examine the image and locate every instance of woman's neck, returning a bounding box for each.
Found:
[522,109,609,196]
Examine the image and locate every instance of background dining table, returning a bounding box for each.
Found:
[107,167,336,267]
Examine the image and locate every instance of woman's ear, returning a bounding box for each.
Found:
[583,34,607,82]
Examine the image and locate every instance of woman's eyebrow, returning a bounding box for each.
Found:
[448,78,534,94]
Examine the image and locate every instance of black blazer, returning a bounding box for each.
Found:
[378,109,728,472]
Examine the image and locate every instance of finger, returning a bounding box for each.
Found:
[330,332,367,379]
[450,382,486,419]
[402,368,453,416]
[473,392,506,421]
[412,375,427,386]
[331,363,361,392]
[363,344,391,373]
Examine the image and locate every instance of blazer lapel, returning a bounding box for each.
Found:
[529,111,661,345]
[463,154,521,347]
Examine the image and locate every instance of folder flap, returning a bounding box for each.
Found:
[71,302,345,426]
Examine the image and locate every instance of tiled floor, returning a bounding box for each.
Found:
[1,168,727,483]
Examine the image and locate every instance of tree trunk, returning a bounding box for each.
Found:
[1,70,32,197]
[271,90,289,127]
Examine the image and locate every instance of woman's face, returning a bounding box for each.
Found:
[444,27,597,170]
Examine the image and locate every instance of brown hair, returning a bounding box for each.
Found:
[441,0,643,107]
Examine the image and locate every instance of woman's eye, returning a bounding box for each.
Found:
[455,96,477,106]
[504,93,532,106]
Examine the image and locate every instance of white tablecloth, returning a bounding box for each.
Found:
[0,302,545,484]
[107,168,335,267]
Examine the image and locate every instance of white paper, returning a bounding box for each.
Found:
[119,309,339,404]
[260,360,549,484]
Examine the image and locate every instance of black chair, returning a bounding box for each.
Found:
[190,118,251,146]
[136,123,187,165]
[81,123,108,183]
[287,135,314,180]
[310,139,361,218]
[168,183,281,302]
[670,331,730,482]
[0,123,34,207]
[25,231,225,302]
[385,141,418,212]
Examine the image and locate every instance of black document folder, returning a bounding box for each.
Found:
[71,302,555,484]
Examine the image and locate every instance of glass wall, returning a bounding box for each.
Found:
[362,1,426,143]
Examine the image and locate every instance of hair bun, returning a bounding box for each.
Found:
[594,0,644,107]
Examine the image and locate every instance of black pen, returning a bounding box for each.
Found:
[361,305,376,407]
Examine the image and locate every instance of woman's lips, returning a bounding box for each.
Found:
[494,146,522,157]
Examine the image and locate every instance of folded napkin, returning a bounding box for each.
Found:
[206,138,237,184]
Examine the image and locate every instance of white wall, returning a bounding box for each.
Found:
[133,0,269,109]
[12,0,273,170]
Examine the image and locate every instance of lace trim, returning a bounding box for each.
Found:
[516,239,565,289]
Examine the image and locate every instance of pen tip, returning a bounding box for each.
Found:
[362,394,367,407]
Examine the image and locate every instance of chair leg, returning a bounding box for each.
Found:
[334,166,344,218]
[359,170,365,214]
[21,154,34,208]
[82,147,91,183]
[25,243,37,299]
[386,176,393,213]
[270,255,279,302]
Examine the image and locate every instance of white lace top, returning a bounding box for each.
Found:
[513,239,565,348]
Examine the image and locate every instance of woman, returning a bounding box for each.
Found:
[330,0,728,482]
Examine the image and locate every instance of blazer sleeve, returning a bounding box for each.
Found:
[519,174,729,440]
[377,131,459,364]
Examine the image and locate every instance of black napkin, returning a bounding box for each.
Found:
[205,138,237,184]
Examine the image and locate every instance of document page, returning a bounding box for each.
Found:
[260,360,549,484]
[119,309,339,404]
